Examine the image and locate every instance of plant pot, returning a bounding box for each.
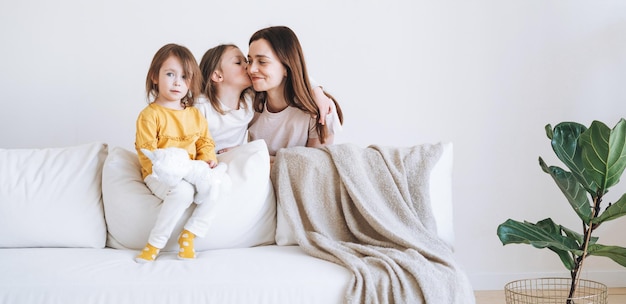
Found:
[505,277,607,304]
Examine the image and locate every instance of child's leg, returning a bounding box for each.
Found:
[135,243,160,263]
[177,229,196,260]
[136,177,195,262]
[179,200,220,259]
[185,199,219,239]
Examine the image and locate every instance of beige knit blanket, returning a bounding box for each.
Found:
[271,143,475,304]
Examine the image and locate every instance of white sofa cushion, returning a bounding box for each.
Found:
[0,245,350,304]
[102,139,276,251]
[0,142,108,248]
[275,142,456,248]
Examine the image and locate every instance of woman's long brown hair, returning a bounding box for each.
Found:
[249,26,343,143]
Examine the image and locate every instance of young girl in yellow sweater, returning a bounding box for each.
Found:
[134,43,218,262]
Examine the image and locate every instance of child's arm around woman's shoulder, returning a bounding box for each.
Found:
[306,99,342,149]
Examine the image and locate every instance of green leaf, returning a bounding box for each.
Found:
[587,244,626,267]
[534,219,578,270]
[579,119,626,193]
[497,218,579,270]
[545,124,554,140]
[593,193,626,224]
[561,225,598,246]
[548,122,597,193]
[539,158,592,223]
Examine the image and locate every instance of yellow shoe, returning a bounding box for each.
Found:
[178,229,196,260]
[135,243,159,263]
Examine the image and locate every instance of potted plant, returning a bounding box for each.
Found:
[497,119,626,303]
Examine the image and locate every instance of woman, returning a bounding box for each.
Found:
[246,26,343,159]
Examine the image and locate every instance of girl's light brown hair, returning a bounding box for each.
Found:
[199,44,249,115]
[145,43,202,108]
[249,26,343,143]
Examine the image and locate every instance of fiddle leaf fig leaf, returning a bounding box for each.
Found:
[587,244,626,267]
[497,218,579,270]
[579,119,626,192]
[497,218,579,250]
[534,219,578,270]
[539,158,592,223]
[561,225,598,246]
[592,193,626,225]
[548,122,597,193]
[545,124,554,140]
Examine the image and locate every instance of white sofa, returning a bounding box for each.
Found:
[0,140,462,304]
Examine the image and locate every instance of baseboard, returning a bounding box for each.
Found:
[470,270,626,290]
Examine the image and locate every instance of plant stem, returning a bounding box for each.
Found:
[567,194,602,302]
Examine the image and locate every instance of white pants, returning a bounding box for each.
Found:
[144,174,217,249]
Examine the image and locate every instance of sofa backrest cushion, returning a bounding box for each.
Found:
[102,139,276,251]
[0,142,108,248]
[275,142,456,249]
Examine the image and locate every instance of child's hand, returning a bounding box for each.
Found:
[207,160,217,168]
[217,146,237,154]
[312,87,332,125]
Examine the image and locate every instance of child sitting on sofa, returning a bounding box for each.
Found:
[134,43,218,263]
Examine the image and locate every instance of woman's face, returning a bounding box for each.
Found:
[219,46,251,90]
[247,38,287,93]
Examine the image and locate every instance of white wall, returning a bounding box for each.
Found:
[1,0,625,290]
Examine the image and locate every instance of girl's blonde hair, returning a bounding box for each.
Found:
[145,43,202,108]
[199,44,250,115]
[249,26,343,143]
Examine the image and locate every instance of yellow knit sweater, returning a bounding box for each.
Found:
[135,103,217,179]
